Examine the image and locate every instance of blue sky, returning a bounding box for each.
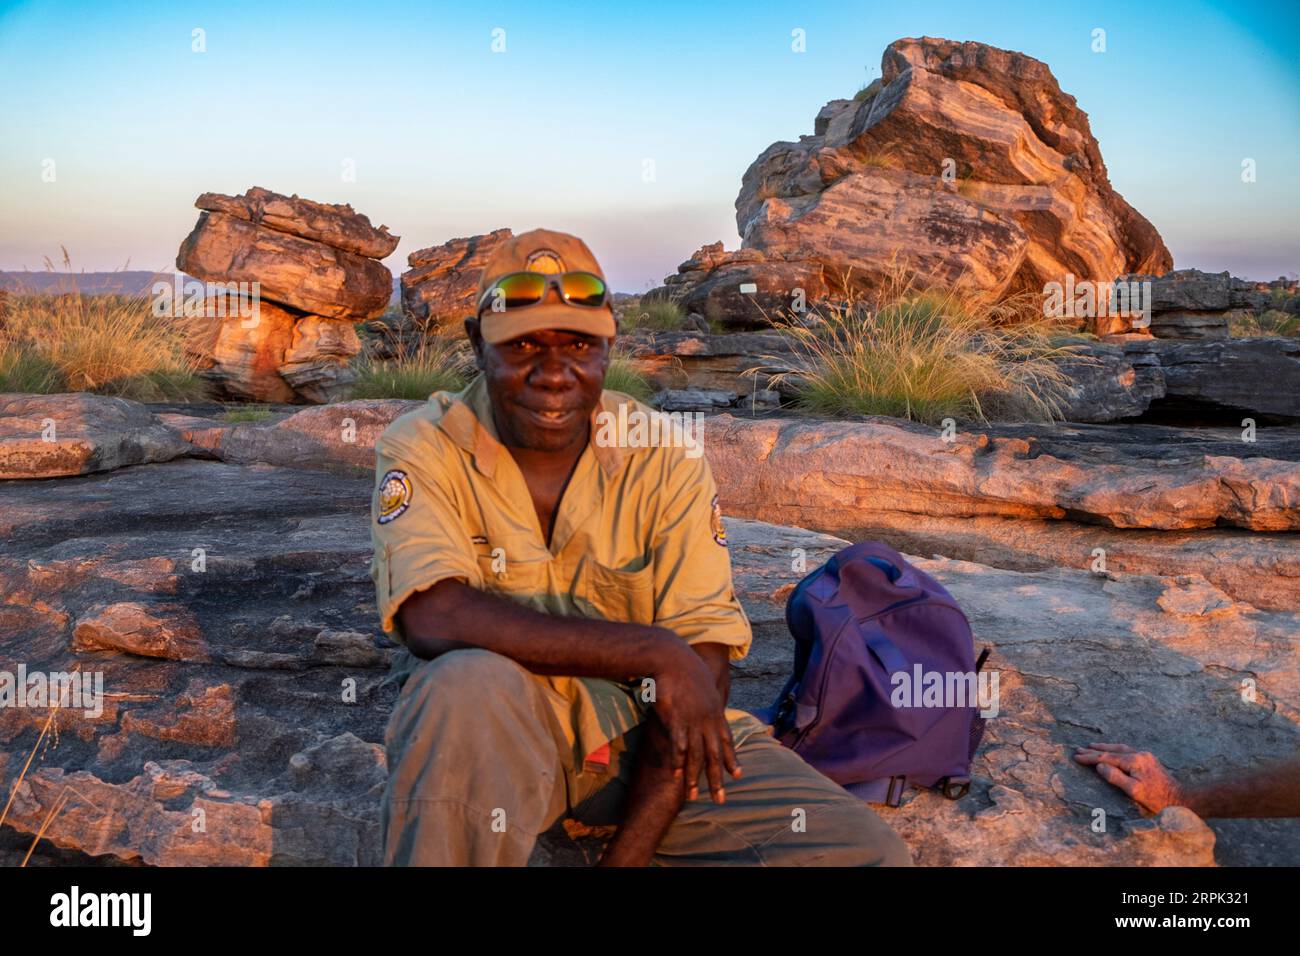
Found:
[1,0,1297,289]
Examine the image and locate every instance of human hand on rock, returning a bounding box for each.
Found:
[1074,742,1185,814]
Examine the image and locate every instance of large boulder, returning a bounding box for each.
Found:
[0,393,194,479]
[194,187,398,260]
[176,187,397,321]
[1053,337,1300,422]
[1128,337,1300,419]
[178,212,392,321]
[1106,269,1300,339]
[400,229,514,333]
[278,316,362,404]
[185,301,362,405]
[658,38,1171,322]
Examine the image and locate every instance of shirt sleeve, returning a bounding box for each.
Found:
[650,447,752,661]
[370,425,483,645]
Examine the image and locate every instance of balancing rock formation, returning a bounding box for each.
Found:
[653,37,1172,326]
[399,229,515,336]
[177,187,399,403]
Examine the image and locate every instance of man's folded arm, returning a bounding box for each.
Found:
[396,577,693,683]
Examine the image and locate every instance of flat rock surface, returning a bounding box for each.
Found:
[0,393,196,479]
[3,459,1297,866]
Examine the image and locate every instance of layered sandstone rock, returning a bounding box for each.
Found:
[175,187,392,403]
[703,413,1299,533]
[6,460,1298,866]
[178,210,392,321]
[655,37,1171,324]
[184,299,300,403]
[1106,268,1300,339]
[647,242,829,327]
[194,187,398,260]
[399,229,514,334]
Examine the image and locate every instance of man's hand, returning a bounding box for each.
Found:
[1074,743,1184,813]
[652,641,741,804]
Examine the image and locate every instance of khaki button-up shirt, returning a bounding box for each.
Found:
[370,373,752,768]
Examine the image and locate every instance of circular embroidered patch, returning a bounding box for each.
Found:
[377,469,412,524]
[710,493,727,547]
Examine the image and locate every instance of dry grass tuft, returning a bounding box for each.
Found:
[758,267,1089,425]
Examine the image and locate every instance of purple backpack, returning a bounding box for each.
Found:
[756,541,989,806]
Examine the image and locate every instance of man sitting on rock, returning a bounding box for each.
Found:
[369,228,910,866]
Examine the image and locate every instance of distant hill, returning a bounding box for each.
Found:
[0,271,405,306]
[0,270,182,296]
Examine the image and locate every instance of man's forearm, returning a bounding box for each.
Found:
[1182,761,1300,818]
[598,643,733,867]
[397,577,689,684]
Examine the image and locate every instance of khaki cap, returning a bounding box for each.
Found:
[474,228,617,344]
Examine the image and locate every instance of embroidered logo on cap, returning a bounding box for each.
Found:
[525,249,565,274]
[377,469,412,524]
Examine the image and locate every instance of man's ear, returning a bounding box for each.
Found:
[464,316,487,369]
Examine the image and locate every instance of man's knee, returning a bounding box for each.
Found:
[396,648,531,719]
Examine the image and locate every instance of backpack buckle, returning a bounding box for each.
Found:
[938,777,970,800]
[885,775,907,807]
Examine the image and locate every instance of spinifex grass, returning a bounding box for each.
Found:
[603,353,654,402]
[0,253,206,400]
[618,299,687,333]
[761,270,1088,425]
[348,334,473,400]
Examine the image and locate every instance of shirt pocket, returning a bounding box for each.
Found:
[476,549,547,602]
[585,558,656,625]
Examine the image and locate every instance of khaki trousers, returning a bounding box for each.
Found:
[381,648,912,867]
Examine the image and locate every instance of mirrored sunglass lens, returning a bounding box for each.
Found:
[495,273,547,307]
[561,272,607,307]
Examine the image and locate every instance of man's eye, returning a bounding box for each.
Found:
[571,340,590,352]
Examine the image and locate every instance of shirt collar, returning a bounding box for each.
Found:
[434,373,627,479]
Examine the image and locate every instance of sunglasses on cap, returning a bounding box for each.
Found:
[476,271,609,318]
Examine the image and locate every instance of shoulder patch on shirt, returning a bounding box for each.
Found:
[710,494,727,547]
[377,469,412,524]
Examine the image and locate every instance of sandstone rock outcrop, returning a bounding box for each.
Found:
[176,187,395,403]
[647,242,829,328]
[5,460,1297,866]
[194,187,398,261]
[399,229,514,334]
[0,393,194,479]
[1055,337,1300,422]
[704,413,1299,533]
[1103,268,1300,339]
[653,37,1171,324]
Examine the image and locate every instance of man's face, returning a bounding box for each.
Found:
[467,315,611,454]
